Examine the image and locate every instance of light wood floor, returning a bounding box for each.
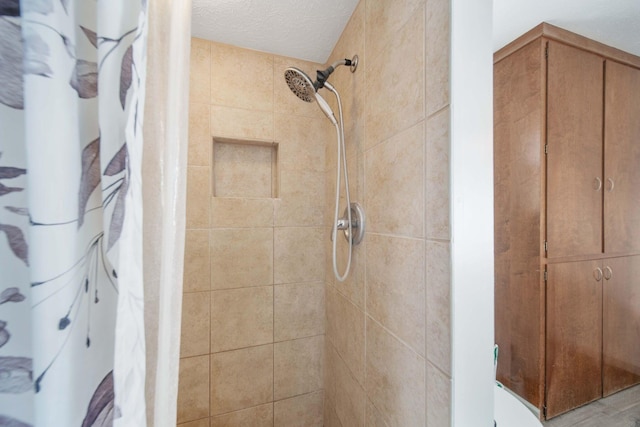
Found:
[543,384,640,427]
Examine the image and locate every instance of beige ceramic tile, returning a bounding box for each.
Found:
[210,345,274,415]
[274,113,327,173]
[332,236,365,310]
[365,121,425,237]
[275,169,325,227]
[365,0,424,60]
[186,166,211,229]
[366,399,390,427]
[181,291,211,357]
[274,391,324,427]
[211,197,274,228]
[210,403,273,427]
[177,355,210,423]
[365,7,425,149]
[425,107,450,240]
[366,233,425,356]
[273,227,324,284]
[274,55,324,119]
[426,0,451,116]
[274,336,324,400]
[426,240,452,374]
[210,42,274,111]
[325,285,365,385]
[325,339,365,427]
[274,282,325,341]
[324,230,334,287]
[323,398,343,427]
[211,286,273,352]
[178,417,210,427]
[274,199,323,229]
[365,318,426,426]
[183,229,211,292]
[190,38,210,104]
[326,236,367,310]
[426,362,452,427]
[213,141,274,198]
[210,106,273,141]
[189,103,211,167]
[210,228,273,289]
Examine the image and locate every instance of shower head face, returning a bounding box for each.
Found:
[284,67,315,103]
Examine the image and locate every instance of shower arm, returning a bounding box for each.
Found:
[316,58,357,89]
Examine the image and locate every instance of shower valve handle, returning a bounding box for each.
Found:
[336,218,358,231]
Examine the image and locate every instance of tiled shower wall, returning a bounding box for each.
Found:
[177,39,332,426]
[323,0,452,425]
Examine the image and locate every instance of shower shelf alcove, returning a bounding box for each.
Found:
[212,136,279,199]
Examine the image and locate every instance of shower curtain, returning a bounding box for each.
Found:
[0,0,151,425]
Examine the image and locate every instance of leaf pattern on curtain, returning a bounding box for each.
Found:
[0,17,25,109]
[119,47,133,109]
[81,371,115,427]
[0,415,31,427]
[0,356,32,393]
[0,0,148,425]
[78,137,101,227]
[0,224,28,265]
[70,60,98,98]
[0,0,20,17]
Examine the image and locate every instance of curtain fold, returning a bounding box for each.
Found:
[142,0,190,426]
[1,0,150,425]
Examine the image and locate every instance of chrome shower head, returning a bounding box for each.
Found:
[284,67,316,103]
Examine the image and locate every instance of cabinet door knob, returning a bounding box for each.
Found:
[593,177,603,191]
[606,178,615,192]
[603,266,613,281]
[594,267,603,281]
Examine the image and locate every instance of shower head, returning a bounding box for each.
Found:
[284,67,337,125]
[284,56,358,102]
[284,67,316,103]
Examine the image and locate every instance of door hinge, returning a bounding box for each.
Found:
[544,241,548,253]
[543,405,547,419]
[544,144,548,155]
[545,45,549,59]
[544,270,548,282]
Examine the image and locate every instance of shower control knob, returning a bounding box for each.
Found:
[338,202,365,245]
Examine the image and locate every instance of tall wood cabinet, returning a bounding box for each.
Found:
[494,23,640,419]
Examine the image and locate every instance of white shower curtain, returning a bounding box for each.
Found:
[0,0,153,425]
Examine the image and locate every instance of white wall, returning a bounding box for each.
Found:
[450,0,495,425]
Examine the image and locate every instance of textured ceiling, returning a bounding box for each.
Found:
[191,1,640,64]
[191,0,360,64]
[494,0,640,56]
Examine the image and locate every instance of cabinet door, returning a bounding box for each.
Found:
[604,61,640,254]
[546,41,604,258]
[603,256,640,396]
[546,260,602,418]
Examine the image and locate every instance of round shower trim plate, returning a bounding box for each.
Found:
[350,55,359,73]
[342,202,365,245]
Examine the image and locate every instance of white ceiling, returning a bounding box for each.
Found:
[494,0,640,56]
[191,0,360,63]
[191,0,640,64]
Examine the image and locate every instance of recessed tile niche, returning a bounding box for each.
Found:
[212,137,279,198]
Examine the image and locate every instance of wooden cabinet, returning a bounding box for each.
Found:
[603,256,640,396]
[546,41,603,258]
[604,63,640,254]
[546,260,603,418]
[546,256,640,417]
[494,23,640,419]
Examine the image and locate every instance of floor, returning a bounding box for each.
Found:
[543,385,640,427]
